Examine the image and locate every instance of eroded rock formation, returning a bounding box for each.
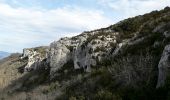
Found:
[21,46,48,71]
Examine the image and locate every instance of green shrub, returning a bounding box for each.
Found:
[66,46,74,52]
[95,90,122,100]
[94,46,106,52]
[69,96,77,100]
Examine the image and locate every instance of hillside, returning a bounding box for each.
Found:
[0,7,170,100]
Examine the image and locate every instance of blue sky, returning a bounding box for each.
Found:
[0,0,170,53]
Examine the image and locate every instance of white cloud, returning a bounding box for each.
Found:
[98,0,170,19]
[0,3,113,52]
[1,0,170,53]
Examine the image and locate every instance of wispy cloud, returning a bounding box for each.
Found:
[0,0,169,52]
[0,2,112,52]
[97,0,170,19]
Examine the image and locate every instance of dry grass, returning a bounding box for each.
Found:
[0,54,27,90]
[108,52,157,87]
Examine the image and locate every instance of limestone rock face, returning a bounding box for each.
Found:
[157,44,170,88]
[48,38,72,76]
[21,47,48,71]
[48,30,120,76]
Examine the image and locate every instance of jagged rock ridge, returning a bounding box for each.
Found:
[48,30,120,77]
[21,7,170,88]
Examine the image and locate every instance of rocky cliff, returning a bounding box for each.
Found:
[48,30,119,77]
[20,7,170,88]
[2,6,170,100]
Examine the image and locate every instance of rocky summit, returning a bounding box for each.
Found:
[0,7,170,100]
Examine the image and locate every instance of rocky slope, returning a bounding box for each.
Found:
[0,7,170,100]
[45,6,170,87]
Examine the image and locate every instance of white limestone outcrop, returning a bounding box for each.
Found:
[21,47,48,71]
[48,30,119,76]
[157,44,170,88]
